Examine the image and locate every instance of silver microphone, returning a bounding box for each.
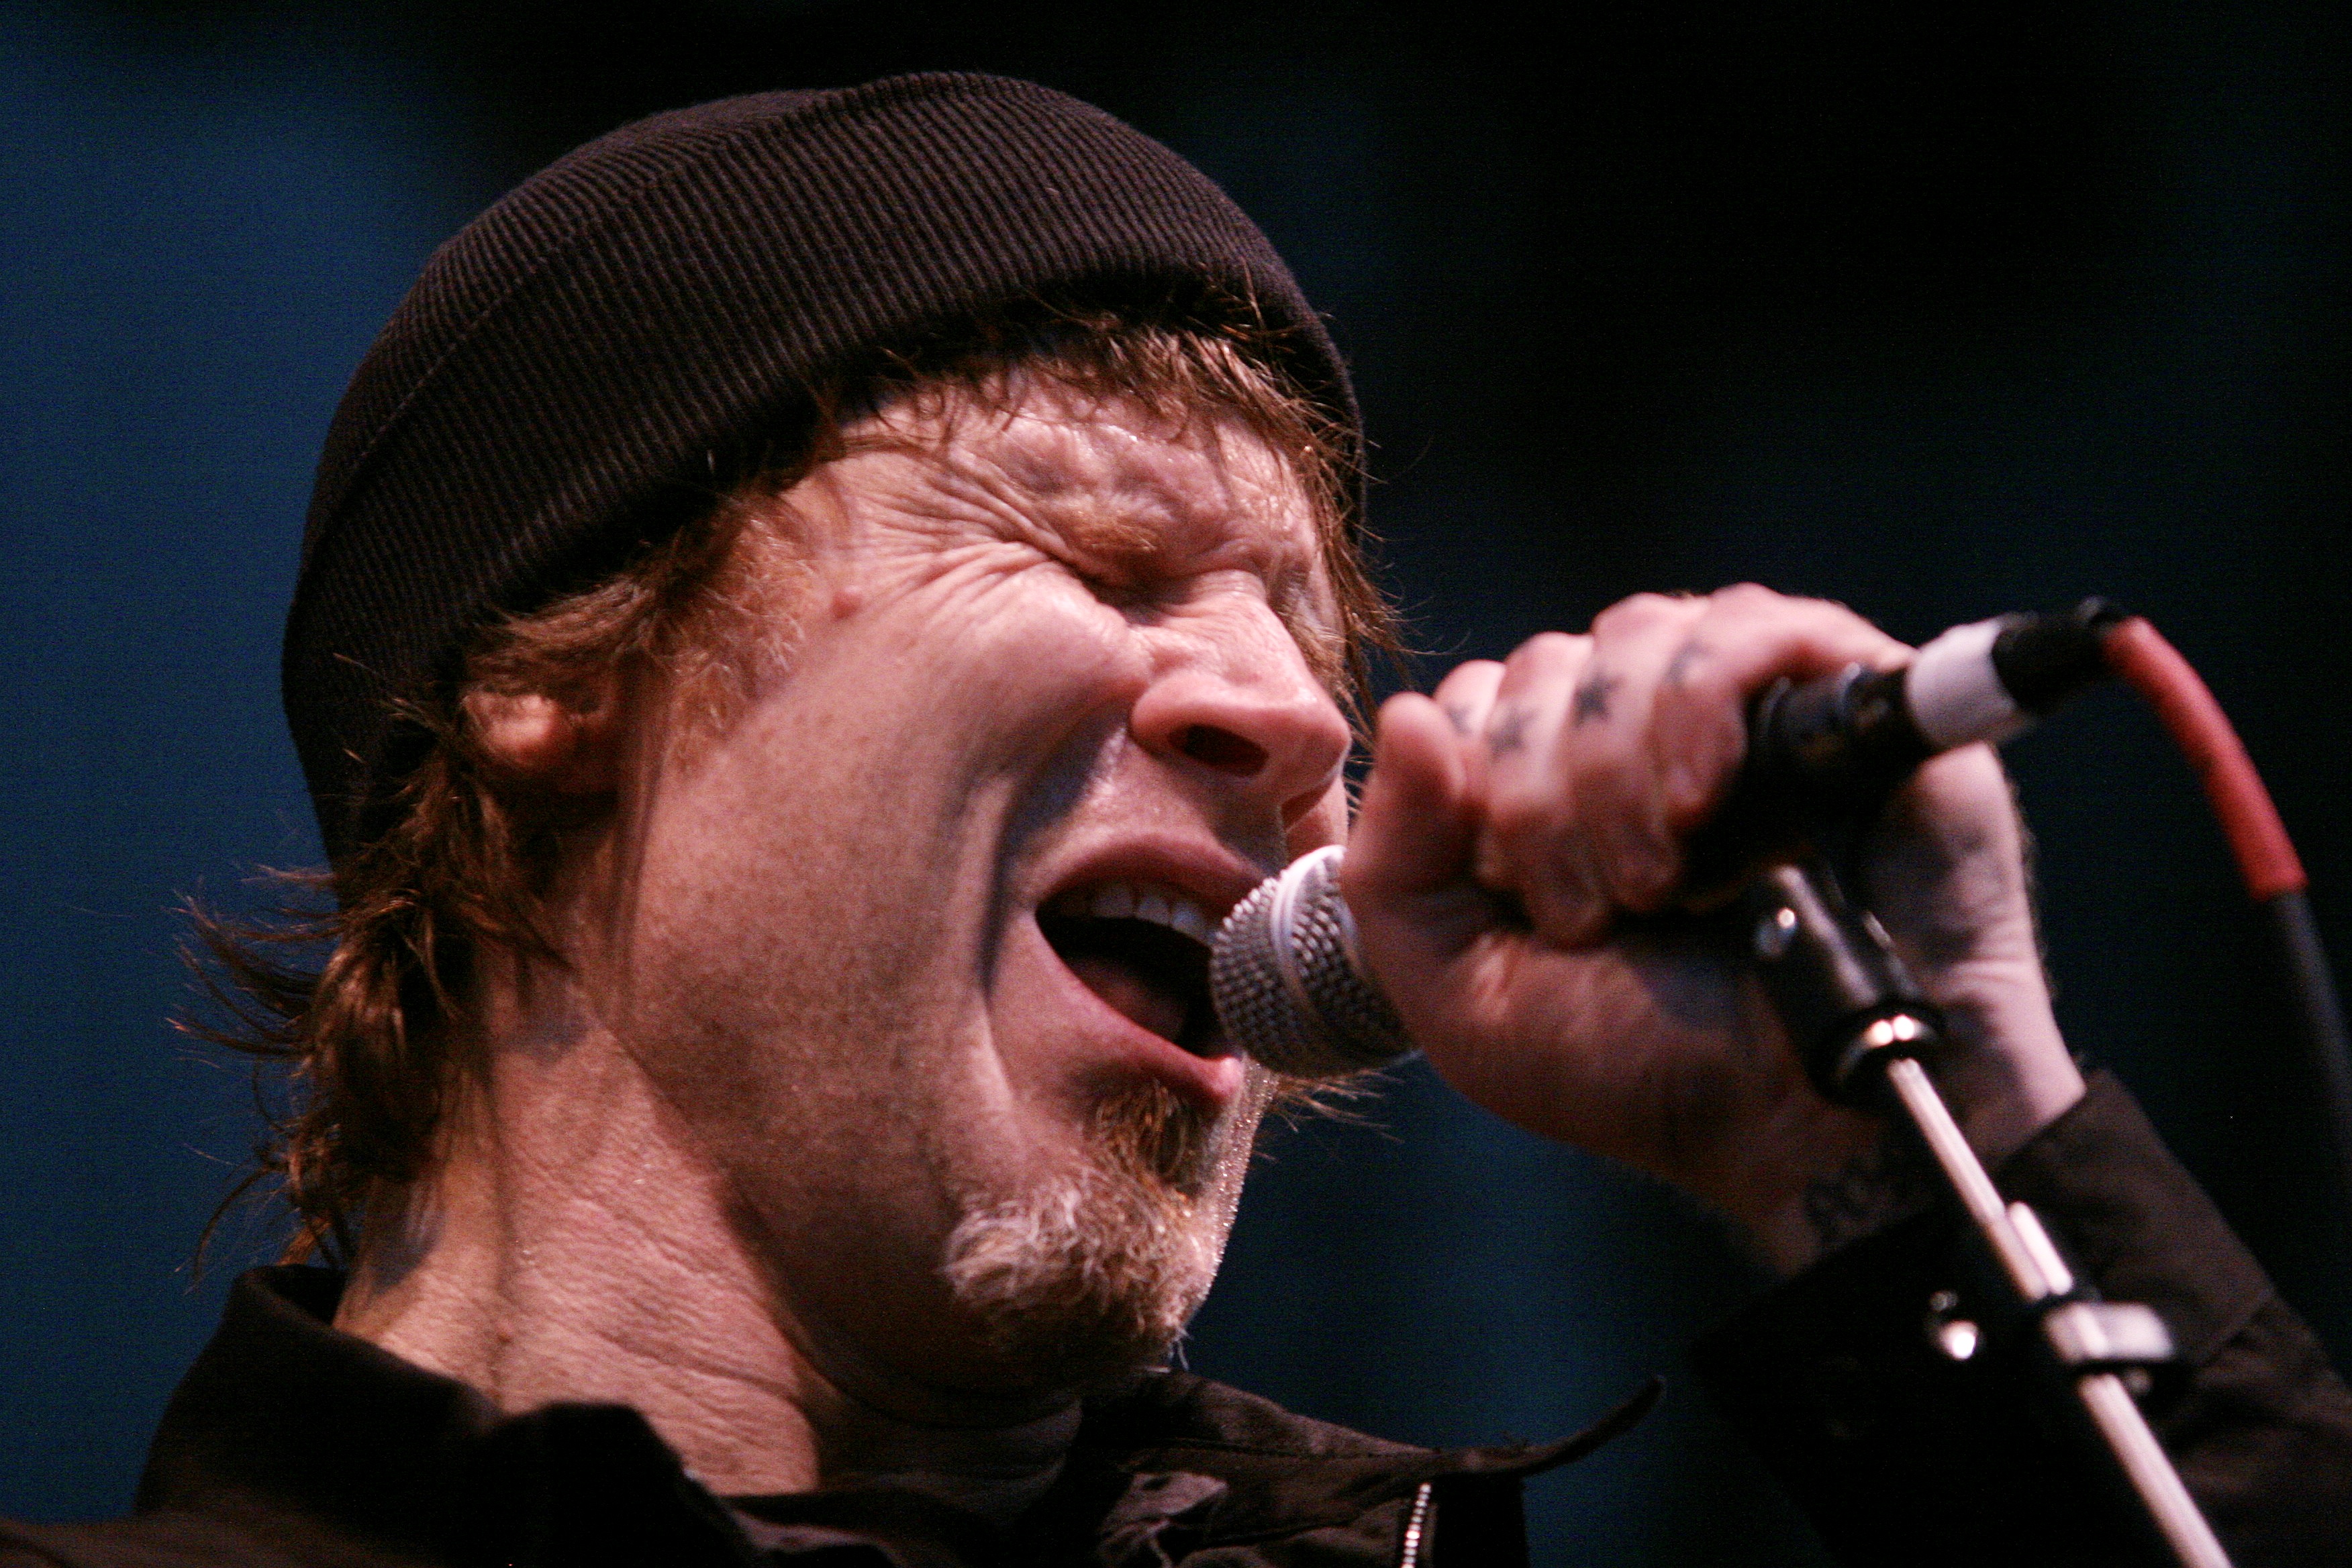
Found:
[1208,846,1415,1078]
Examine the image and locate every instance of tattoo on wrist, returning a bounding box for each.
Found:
[1800,1132,1933,1261]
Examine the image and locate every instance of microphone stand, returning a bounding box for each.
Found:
[1740,860,2233,1568]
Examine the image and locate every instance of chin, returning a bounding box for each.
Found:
[937,1074,1268,1391]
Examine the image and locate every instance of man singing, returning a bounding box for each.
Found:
[6,74,2345,1567]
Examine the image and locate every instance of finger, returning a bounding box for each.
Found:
[1477,631,1612,945]
[1428,658,1506,801]
[1430,659,1506,744]
[1347,692,1493,978]
[1646,585,1912,836]
[1567,592,1713,914]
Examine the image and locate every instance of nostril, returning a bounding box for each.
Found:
[1176,724,1267,776]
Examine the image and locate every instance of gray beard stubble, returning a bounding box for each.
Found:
[939,1074,1267,1385]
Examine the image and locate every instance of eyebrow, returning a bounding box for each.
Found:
[1041,494,1172,569]
[874,400,1346,679]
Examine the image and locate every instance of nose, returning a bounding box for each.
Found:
[1128,619,1352,826]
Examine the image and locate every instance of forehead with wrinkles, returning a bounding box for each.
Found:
[890,386,1297,536]
[824,377,1339,667]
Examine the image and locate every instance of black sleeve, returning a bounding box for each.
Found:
[1692,1072,2352,1568]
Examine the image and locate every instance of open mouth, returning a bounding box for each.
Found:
[1038,881,1228,1058]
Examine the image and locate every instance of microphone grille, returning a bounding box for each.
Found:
[1210,846,1416,1078]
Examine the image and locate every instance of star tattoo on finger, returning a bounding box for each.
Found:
[1663,640,1710,691]
[1487,702,1532,757]
[1571,667,1620,726]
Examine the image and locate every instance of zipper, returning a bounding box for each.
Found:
[1398,1481,1434,1567]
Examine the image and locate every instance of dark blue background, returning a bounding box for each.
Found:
[3,4,2346,1562]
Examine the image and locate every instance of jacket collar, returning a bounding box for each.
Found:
[136,1267,1653,1565]
[1065,1362,1657,1549]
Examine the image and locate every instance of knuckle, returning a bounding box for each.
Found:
[1657,637,1719,697]
[1795,593,1873,634]
[1432,658,1504,705]
[1508,630,1585,673]
[1713,581,1781,609]
[1702,584,1896,662]
[1592,592,1686,636]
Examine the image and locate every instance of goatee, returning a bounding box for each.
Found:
[940,1075,1264,1387]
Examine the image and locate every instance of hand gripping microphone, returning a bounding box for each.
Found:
[1208,602,2122,1078]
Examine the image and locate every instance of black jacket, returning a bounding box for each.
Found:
[5,1075,2348,1566]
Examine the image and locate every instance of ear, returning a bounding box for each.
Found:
[464,678,624,795]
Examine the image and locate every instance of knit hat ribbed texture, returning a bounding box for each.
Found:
[285,72,1353,871]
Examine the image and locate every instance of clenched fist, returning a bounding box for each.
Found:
[1341,585,2086,1271]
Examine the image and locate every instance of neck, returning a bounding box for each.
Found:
[330,971,1079,1514]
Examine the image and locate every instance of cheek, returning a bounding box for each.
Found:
[868,569,1150,771]
[603,576,1148,1087]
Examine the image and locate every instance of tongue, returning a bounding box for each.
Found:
[1065,952,1187,1042]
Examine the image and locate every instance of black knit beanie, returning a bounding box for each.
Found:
[284,72,1354,872]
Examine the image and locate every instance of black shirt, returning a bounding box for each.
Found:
[0,1267,1641,1567]
[6,1075,2348,1566]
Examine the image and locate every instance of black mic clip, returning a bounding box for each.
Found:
[1738,856,2228,1567]
[1736,857,1940,1105]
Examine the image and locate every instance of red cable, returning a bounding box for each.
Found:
[2101,616,2307,901]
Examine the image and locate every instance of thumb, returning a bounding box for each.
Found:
[1344,693,1492,972]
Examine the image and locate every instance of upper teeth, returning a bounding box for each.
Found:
[1052,881,1218,944]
